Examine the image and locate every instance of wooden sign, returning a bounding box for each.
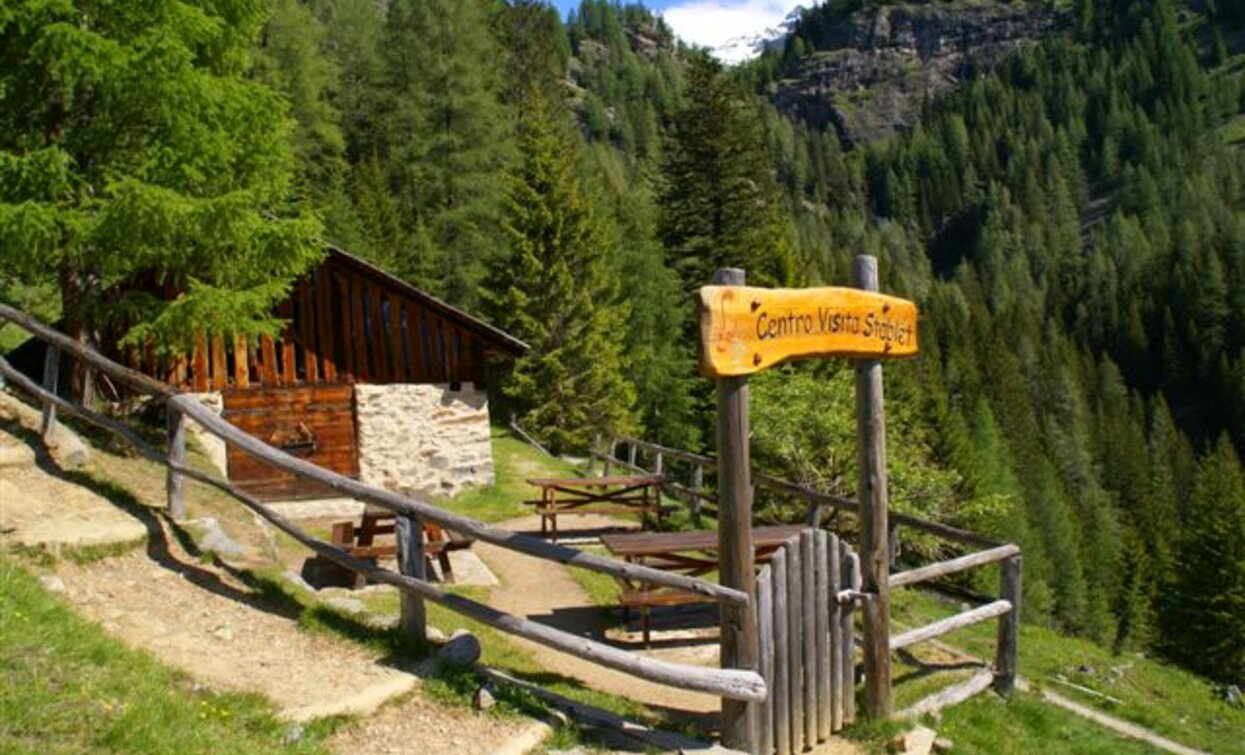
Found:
[699,285,918,377]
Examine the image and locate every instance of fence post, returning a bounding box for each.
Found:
[40,345,60,438]
[603,438,615,477]
[396,514,427,645]
[628,442,638,470]
[995,554,1022,695]
[853,254,893,719]
[691,465,704,520]
[166,405,187,522]
[714,268,759,753]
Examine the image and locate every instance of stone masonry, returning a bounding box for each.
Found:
[354,383,493,499]
[184,392,228,478]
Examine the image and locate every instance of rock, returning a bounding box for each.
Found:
[38,574,66,593]
[184,517,246,559]
[1078,664,1095,675]
[0,435,35,469]
[890,726,937,755]
[1218,684,1242,709]
[472,684,496,711]
[211,625,234,642]
[426,626,448,643]
[325,596,367,615]
[933,736,954,753]
[282,569,317,594]
[437,630,482,668]
[282,724,305,745]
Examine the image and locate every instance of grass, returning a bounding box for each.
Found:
[0,554,341,754]
[888,588,1245,754]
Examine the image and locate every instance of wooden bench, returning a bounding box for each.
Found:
[602,525,807,647]
[525,475,669,543]
[330,508,473,588]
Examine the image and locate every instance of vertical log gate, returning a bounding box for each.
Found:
[756,531,861,755]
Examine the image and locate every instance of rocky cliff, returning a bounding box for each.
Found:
[770,3,1068,144]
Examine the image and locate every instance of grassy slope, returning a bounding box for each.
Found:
[890,588,1245,754]
[0,556,337,755]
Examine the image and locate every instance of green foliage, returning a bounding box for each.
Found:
[658,55,796,295]
[0,0,323,353]
[481,87,637,453]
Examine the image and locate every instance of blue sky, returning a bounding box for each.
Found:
[550,1,804,59]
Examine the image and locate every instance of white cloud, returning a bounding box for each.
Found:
[659,0,796,59]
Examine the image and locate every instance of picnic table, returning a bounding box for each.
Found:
[600,524,808,647]
[329,507,473,588]
[525,474,669,543]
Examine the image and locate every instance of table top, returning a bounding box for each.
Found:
[600,524,808,558]
[526,474,663,488]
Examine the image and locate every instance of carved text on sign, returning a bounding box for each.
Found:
[699,285,919,377]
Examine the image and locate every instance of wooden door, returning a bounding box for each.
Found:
[222,385,358,500]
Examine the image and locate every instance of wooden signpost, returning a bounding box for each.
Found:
[699,284,918,378]
[705,259,918,748]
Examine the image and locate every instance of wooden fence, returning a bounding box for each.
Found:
[0,303,766,705]
[594,435,1022,722]
[756,530,860,755]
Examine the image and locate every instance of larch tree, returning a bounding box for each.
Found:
[481,87,636,454]
[0,0,322,363]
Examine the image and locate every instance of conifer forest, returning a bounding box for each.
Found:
[2,0,1243,690]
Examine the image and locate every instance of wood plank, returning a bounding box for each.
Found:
[801,531,817,747]
[815,531,830,742]
[259,335,277,386]
[829,533,843,733]
[426,312,445,382]
[406,301,427,382]
[889,545,1022,589]
[166,407,186,521]
[772,547,790,755]
[445,321,460,380]
[396,514,426,642]
[192,331,209,392]
[787,541,803,752]
[891,600,1013,652]
[757,567,775,755]
[278,299,296,385]
[211,334,227,390]
[338,273,355,383]
[368,284,388,381]
[897,669,994,721]
[854,254,893,720]
[713,269,758,754]
[233,334,249,388]
[317,272,337,383]
[352,276,369,382]
[995,555,1022,696]
[389,292,406,382]
[842,547,859,725]
[698,283,918,377]
[299,278,319,384]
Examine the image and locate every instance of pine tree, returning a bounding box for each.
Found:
[0,0,321,359]
[382,0,512,307]
[1158,435,1245,681]
[657,55,796,296]
[481,87,637,453]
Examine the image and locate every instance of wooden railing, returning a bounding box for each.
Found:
[0,303,765,703]
[593,434,1022,714]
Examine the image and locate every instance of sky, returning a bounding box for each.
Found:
[551,0,803,58]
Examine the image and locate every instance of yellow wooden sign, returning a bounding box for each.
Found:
[699,285,919,377]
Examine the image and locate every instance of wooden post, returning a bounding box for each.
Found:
[714,268,759,753]
[853,254,893,719]
[691,465,705,519]
[842,546,859,725]
[757,568,775,755]
[829,534,843,733]
[40,345,60,438]
[166,405,187,522]
[396,514,427,644]
[814,531,831,741]
[603,438,615,477]
[800,531,817,747]
[772,547,791,755]
[995,555,1022,695]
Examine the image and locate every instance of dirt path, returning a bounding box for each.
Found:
[476,514,722,720]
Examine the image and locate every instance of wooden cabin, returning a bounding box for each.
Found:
[128,247,526,501]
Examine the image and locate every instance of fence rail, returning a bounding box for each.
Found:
[0,303,766,703]
[593,434,1023,718]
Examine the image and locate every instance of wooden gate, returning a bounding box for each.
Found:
[756,530,860,755]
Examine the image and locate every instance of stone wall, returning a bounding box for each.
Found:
[184,392,228,478]
[354,383,493,498]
